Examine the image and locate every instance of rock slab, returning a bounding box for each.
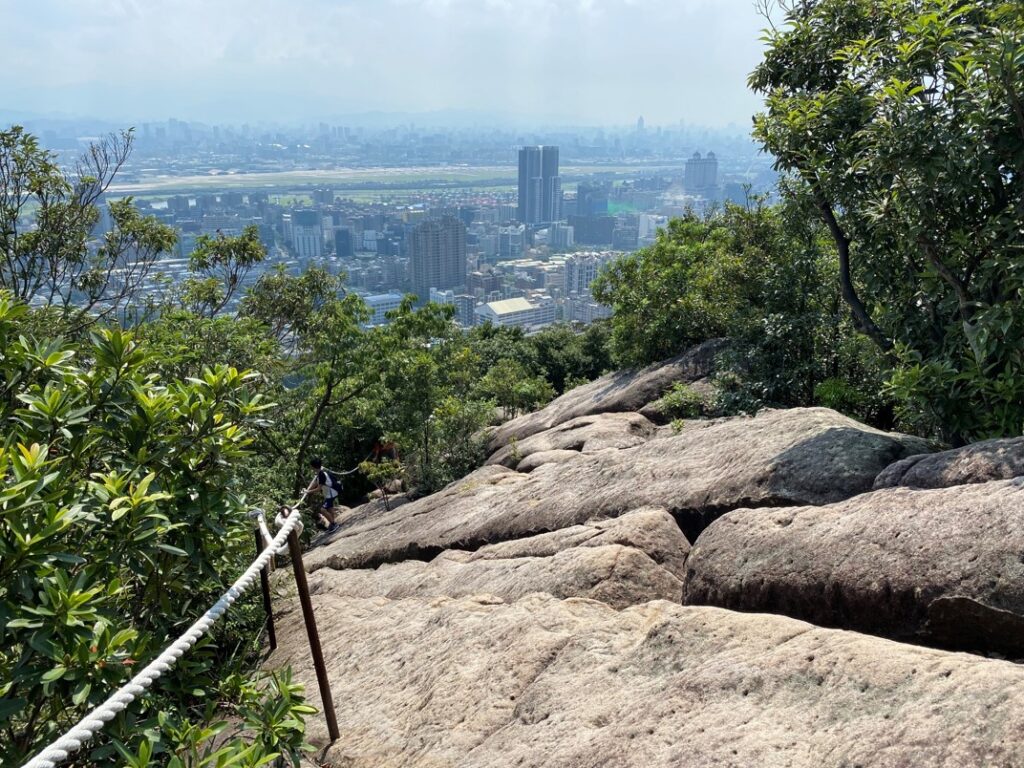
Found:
[685,478,1024,654]
[269,593,1024,767]
[306,407,931,572]
[486,412,656,469]
[307,508,688,610]
[486,338,726,454]
[874,436,1024,489]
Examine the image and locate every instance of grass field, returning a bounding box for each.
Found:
[108,164,683,198]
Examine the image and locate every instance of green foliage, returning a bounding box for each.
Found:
[592,213,746,366]
[476,359,556,420]
[358,458,405,510]
[177,225,267,318]
[526,322,613,394]
[592,201,889,425]
[751,0,1024,442]
[0,126,177,330]
[658,382,705,421]
[0,291,311,766]
[378,300,495,493]
[466,322,612,396]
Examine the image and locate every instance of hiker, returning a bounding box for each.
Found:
[307,457,341,533]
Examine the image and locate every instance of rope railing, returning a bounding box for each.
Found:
[19,493,311,768]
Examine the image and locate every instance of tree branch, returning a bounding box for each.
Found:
[815,192,892,353]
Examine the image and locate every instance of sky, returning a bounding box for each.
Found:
[0,0,773,128]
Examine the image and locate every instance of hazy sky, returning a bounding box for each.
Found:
[1,0,772,127]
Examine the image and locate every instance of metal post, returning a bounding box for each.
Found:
[287,527,340,742]
[253,528,277,651]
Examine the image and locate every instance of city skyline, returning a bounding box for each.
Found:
[0,0,774,128]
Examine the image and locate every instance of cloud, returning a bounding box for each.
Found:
[0,0,770,125]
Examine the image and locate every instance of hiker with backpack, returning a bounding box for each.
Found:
[307,456,342,533]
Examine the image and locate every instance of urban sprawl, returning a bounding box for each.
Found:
[54,118,777,330]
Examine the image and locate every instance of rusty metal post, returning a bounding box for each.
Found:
[287,527,340,742]
[253,528,277,651]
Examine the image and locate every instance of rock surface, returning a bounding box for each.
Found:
[685,478,1024,654]
[305,407,931,572]
[310,544,681,609]
[270,593,1024,767]
[516,449,580,473]
[486,338,726,454]
[486,412,656,469]
[307,508,688,610]
[874,436,1024,489]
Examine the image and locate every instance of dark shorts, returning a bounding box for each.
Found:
[321,496,336,511]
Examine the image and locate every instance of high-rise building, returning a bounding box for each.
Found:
[576,181,609,217]
[684,152,719,194]
[498,224,526,260]
[408,216,467,303]
[565,251,622,296]
[291,209,323,261]
[517,145,561,224]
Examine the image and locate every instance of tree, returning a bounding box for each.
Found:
[378,300,494,493]
[527,322,613,394]
[477,358,555,420]
[240,268,376,496]
[590,201,891,425]
[592,212,749,366]
[0,126,176,331]
[177,225,267,318]
[0,292,311,766]
[751,0,1024,441]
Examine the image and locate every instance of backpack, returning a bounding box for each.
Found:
[326,469,345,493]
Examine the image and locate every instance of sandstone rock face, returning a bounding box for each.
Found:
[685,478,1024,654]
[305,408,931,572]
[469,506,690,581]
[486,412,656,469]
[515,449,580,473]
[307,508,688,610]
[310,544,681,609]
[270,594,1024,767]
[486,338,726,454]
[874,436,1024,489]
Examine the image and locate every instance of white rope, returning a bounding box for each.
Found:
[20,502,308,768]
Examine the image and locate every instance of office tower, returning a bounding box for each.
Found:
[517,145,561,224]
[684,152,719,194]
[498,224,526,260]
[568,214,616,246]
[576,181,609,217]
[408,216,467,303]
[549,222,575,250]
[334,227,355,258]
[292,209,323,261]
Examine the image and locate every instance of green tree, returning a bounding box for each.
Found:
[379,300,493,493]
[751,0,1024,441]
[592,212,748,366]
[590,201,890,425]
[0,292,311,766]
[477,358,556,420]
[177,225,267,318]
[527,322,613,394]
[0,126,177,331]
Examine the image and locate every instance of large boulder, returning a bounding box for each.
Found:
[684,478,1024,655]
[305,408,931,572]
[486,339,726,454]
[307,508,688,609]
[486,412,656,469]
[874,436,1024,489]
[310,545,681,610]
[268,594,1024,767]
